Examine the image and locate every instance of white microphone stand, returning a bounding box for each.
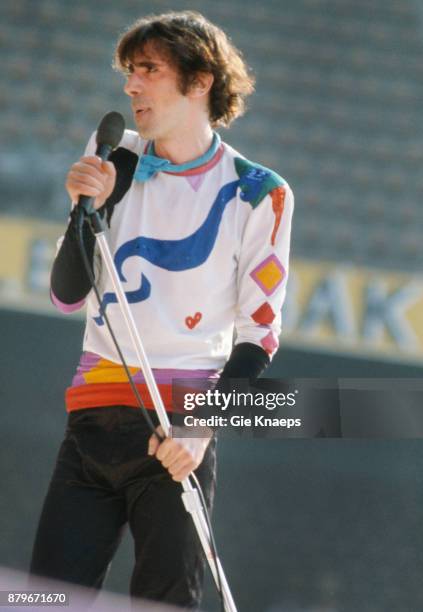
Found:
[81,210,237,612]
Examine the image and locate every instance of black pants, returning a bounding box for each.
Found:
[30,406,216,609]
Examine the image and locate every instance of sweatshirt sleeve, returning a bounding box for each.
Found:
[234,167,294,359]
[50,132,99,313]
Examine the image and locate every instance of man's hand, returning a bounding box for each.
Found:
[148,425,213,482]
[66,155,116,209]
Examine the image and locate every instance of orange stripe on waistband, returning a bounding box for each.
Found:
[66,382,174,412]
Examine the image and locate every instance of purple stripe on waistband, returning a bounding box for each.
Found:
[152,369,218,381]
[71,352,102,386]
[70,351,218,387]
[78,351,104,369]
[51,290,85,314]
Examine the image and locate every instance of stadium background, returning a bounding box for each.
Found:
[1,0,423,610]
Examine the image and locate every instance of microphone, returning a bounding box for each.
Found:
[78,111,125,215]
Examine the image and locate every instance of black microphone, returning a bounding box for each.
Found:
[78,111,125,216]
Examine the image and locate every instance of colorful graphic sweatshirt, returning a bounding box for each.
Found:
[51,130,294,411]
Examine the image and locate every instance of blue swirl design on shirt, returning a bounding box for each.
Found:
[93,274,151,326]
[93,180,239,325]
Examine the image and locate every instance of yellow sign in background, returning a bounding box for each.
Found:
[282,260,423,364]
[1,216,423,364]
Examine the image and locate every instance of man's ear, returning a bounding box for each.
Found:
[188,72,214,98]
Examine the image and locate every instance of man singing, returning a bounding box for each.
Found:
[30,10,294,609]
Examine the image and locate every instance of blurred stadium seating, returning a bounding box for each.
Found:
[1,0,423,272]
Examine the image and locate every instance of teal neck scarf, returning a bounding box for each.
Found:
[134,132,221,182]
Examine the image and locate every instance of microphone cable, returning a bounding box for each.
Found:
[75,208,226,612]
[75,208,159,439]
[190,469,224,612]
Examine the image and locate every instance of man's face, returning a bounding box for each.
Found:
[123,42,191,141]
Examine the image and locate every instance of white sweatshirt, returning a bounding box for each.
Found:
[56,129,294,399]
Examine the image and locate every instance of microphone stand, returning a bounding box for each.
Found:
[78,206,237,612]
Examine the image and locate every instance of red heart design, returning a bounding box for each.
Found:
[185,312,202,329]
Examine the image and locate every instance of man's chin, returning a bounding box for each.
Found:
[133,116,154,140]
[135,125,156,140]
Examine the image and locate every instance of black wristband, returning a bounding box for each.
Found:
[194,342,271,429]
[50,207,96,304]
[218,342,270,383]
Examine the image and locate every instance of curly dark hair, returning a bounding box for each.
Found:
[114,11,255,128]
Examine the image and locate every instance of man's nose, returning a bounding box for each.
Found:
[124,72,144,96]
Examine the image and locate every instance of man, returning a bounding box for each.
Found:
[30,10,294,610]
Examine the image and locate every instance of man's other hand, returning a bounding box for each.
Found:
[148,425,213,482]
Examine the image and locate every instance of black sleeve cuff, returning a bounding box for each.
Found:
[50,207,96,304]
[218,342,270,383]
[202,342,270,430]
